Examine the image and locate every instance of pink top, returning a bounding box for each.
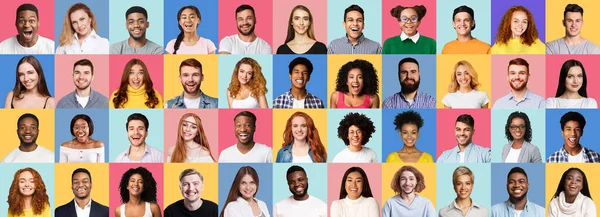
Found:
[165,37,217,54]
[336,91,371,108]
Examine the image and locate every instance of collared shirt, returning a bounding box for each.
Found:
[491,199,545,217]
[382,91,436,109]
[74,199,92,217]
[56,89,109,108]
[440,199,488,217]
[115,145,164,163]
[437,143,491,163]
[547,145,600,163]
[493,89,545,109]
[382,195,436,217]
[327,34,382,54]
[166,91,218,109]
[400,32,420,43]
[223,197,270,217]
[56,30,109,54]
[272,90,324,109]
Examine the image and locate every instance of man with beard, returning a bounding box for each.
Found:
[114,113,164,162]
[110,6,163,54]
[166,58,218,108]
[56,59,109,108]
[218,111,272,163]
[437,114,491,163]
[547,111,600,163]
[55,168,109,217]
[382,57,436,108]
[0,3,54,54]
[493,58,545,108]
[164,168,218,217]
[327,4,382,54]
[218,4,272,54]
[546,4,600,54]
[491,167,544,217]
[273,57,324,108]
[273,165,327,217]
[2,113,53,163]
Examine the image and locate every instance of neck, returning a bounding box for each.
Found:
[511,139,524,149]
[560,91,582,99]
[458,143,470,152]
[564,35,583,45]
[293,139,307,147]
[455,197,472,208]
[129,143,146,154]
[238,33,257,42]
[564,144,582,156]
[400,145,418,152]
[347,34,360,45]
[75,88,92,97]
[511,88,527,101]
[183,90,202,99]
[78,32,91,42]
[128,195,143,205]
[457,34,473,42]
[17,34,39,47]
[19,144,38,152]
[128,37,148,49]
[458,86,472,93]
[509,196,527,210]
[236,142,255,154]
[290,87,307,100]
[348,145,363,152]
[183,198,203,211]
[402,90,417,101]
[244,197,255,204]
[183,32,199,42]
[400,192,416,204]
[565,193,577,203]
[292,33,310,42]
[185,140,200,149]
[294,194,309,201]
[23,196,32,208]
[511,34,521,40]
[75,197,91,209]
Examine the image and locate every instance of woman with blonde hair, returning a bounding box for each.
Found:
[4,55,54,108]
[276,5,327,54]
[56,2,109,54]
[167,113,215,163]
[110,58,163,108]
[227,57,268,108]
[491,6,545,54]
[7,167,51,217]
[441,60,489,108]
[276,111,327,163]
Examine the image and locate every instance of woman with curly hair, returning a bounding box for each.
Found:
[332,112,378,163]
[115,167,162,217]
[491,6,545,54]
[276,111,327,163]
[382,5,436,54]
[59,114,105,163]
[386,110,434,163]
[548,168,596,217]
[547,59,597,108]
[110,58,163,108]
[165,6,216,54]
[276,5,327,54]
[4,55,54,109]
[382,166,435,217]
[7,167,51,217]
[442,60,489,108]
[501,111,542,163]
[167,113,215,163]
[56,3,109,54]
[227,57,268,108]
[330,167,379,217]
[330,59,380,108]
[220,166,270,217]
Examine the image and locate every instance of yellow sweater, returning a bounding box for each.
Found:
[491,38,546,54]
[7,205,51,217]
[386,152,434,163]
[109,84,164,108]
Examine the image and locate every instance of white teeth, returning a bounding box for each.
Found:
[295,79,303,83]
[569,138,576,142]
[351,27,358,31]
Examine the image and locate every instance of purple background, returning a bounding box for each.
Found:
[491,0,546,44]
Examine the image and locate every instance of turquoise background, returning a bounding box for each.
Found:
[108,109,165,162]
[435,0,492,53]
[217,55,274,108]
[436,163,491,216]
[327,109,383,162]
[108,0,165,47]
[491,109,546,163]
[0,163,55,214]
[272,163,328,204]
[327,0,383,45]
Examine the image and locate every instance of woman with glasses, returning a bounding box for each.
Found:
[59,114,105,163]
[501,111,542,163]
[382,5,436,54]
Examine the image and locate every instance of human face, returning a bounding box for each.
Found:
[128,64,145,90]
[287,171,308,199]
[126,12,148,41]
[72,172,92,200]
[347,68,364,95]
[455,65,472,89]
[562,120,582,149]
[291,9,310,35]
[399,62,420,94]
[399,171,416,195]
[347,125,363,148]
[239,174,257,199]
[18,62,39,91]
[73,118,90,143]
[127,120,148,147]
[510,11,528,38]
[453,174,473,200]
[18,171,35,196]
[508,64,529,91]
[564,66,583,94]
[453,12,473,36]
[507,172,528,201]
[73,65,93,90]
[237,64,254,86]
[179,8,199,33]
[399,8,420,37]
[181,116,198,142]
[127,173,144,196]
[234,115,256,145]
[179,65,202,94]
[289,64,309,90]
[17,117,39,147]
[563,170,583,198]
[16,10,39,44]
[70,9,92,38]
[291,116,308,142]
[344,11,364,41]
[345,171,364,200]
[509,118,526,141]
[400,123,419,147]
[236,9,255,36]
[564,12,583,37]
[455,121,474,147]
[180,174,203,202]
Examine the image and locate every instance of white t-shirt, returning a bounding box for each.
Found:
[292,98,305,108]
[330,196,380,217]
[76,94,90,108]
[514,210,523,217]
[2,145,54,163]
[568,150,584,162]
[218,143,272,163]
[459,152,465,163]
[546,97,598,108]
[273,196,327,217]
[0,35,54,54]
[332,147,378,163]
[292,154,312,163]
[183,97,201,109]
[505,148,522,163]
[219,34,272,54]
[166,37,216,54]
[442,90,489,108]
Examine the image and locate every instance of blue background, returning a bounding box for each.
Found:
[218,55,274,108]
[272,163,328,203]
[108,109,165,162]
[163,0,219,54]
[218,163,273,216]
[491,109,546,162]
[54,109,110,162]
[54,0,110,49]
[436,163,491,216]
[382,55,437,103]
[382,109,437,162]
[435,0,492,53]
[545,109,600,160]
[490,163,546,207]
[109,0,165,47]
[0,163,55,214]
[0,55,55,108]
[326,0,383,45]
[327,109,382,162]
[272,54,328,108]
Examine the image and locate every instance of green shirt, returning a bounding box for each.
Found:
[382,35,436,54]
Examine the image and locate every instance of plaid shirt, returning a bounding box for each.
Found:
[547,145,600,163]
[272,90,324,108]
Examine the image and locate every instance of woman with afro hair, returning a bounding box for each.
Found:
[332,112,378,162]
[385,110,434,163]
[491,6,545,54]
[115,167,162,217]
[330,59,379,108]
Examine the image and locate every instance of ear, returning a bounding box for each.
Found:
[146,21,150,28]
[562,20,566,27]
[200,73,204,82]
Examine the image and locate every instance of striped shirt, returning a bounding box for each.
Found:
[547,145,600,163]
[382,91,436,109]
[327,34,382,54]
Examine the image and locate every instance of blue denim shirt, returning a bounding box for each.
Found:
[276,143,325,163]
[491,199,545,217]
[437,143,491,163]
[166,91,218,108]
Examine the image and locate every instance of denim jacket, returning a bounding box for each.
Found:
[166,91,218,108]
[276,143,325,163]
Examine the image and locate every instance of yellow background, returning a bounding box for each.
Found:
[381,163,437,208]
[54,163,110,206]
[163,163,219,206]
[163,55,220,101]
[545,163,600,215]
[0,109,55,158]
[546,0,600,45]
[327,55,383,108]
[435,55,492,108]
[271,109,328,162]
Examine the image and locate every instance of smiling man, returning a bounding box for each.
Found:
[382,57,436,108]
[218,111,272,163]
[437,114,491,163]
[273,165,327,217]
[491,167,544,217]
[56,59,109,108]
[114,113,163,162]
[442,5,490,54]
[328,5,381,54]
[547,111,600,163]
[166,58,218,108]
[110,6,163,54]
[0,3,54,54]
[2,113,53,163]
[493,58,545,109]
[55,168,109,217]
[218,4,272,54]
[546,4,600,54]
[273,57,324,108]
[164,168,218,217]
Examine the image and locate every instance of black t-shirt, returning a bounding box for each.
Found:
[164,199,218,217]
[276,41,327,54]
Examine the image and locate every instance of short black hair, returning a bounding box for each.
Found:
[236,4,255,16]
[504,111,532,143]
[564,4,584,19]
[455,114,474,128]
[452,5,475,30]
[16,3,38,20]
[70,114,95,137]
[507,167,528,182]
[126,6,147,19]
[72,168,92,184]
[288,57,313,76]
[398,57,419,75]
[337,112,376,146]
[17,113,39,128]
[560,111,586,132]
[393,110,424,131]
[344,4,364,21]
[286,165,306,178]
[73,59,95,75]
[234,111,256,125]
[126,113,149,130]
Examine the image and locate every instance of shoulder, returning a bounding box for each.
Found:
[150,202,161,211]
[314,41,327,48]
[55,200,73,212]
[202,199,218,208]
[255,143,272,151]
[363,197,379,206]
[166,38,177,47]
[383,35,400,44]
[420,35,436,43]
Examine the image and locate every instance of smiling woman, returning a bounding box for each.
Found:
[110,58,164,109]
[276,5,327,54]
[7,168,51,217]
[4,55,54,109]
[330,167,379,217]
[59,114,105,163]
[382,5,436,54]
[56,2,109,54]
[491,6,545,54]
[165,5,216,54]
[115,167,162,217]
[548,168,597,217]
[221,166,270,217]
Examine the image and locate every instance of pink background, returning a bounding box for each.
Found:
[218,0,273,49]
[54,55,110,101]
[272,0,328,54]
[217,109,273,155]
[436,109,491,157]
[491,55,546,103]
[545,55,600,99]
[109,163,164,217]
[381,0,436,42]
[0,0,55,41]
[163,109,220,161]
[109,55,164,96]
[327,163,382,210]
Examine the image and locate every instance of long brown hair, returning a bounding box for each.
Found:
[112,58,159,108]
[495,6,539,46]
[284,5,316,43]
[12,56,52,99]
[59,3,98,46]
[228,57,268,99]
[220,166,260,217]
[8,168,49,216]
[170,113,215,162]
[281,112,327,162]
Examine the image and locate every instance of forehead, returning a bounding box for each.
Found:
[129,173,143,179]
[235,115,254,124]
[400,170,415,178]
[563,120,581,128]
[293,8,309,16]
[567,66,582,74]
[74,118,89,125]
[509,64,527,71]
[181,8,197,15]
[181,174,202,182]
[74,65,92,71]
[345,10,363,19]
[18,62,36,72]
[293,64,308,71]
[565,11,582,19]
[455,121,472,128]
[239,63,253,71]
[127,119,145,127]
[70,9,89,19]
[180,65,201,74]
[287,170,307,180]
[18,10,37,18]
[73,172,90,179]
[508,172,527,180]
[127,12,147,20]
[566,170,583,177]
[510,117,525,124]
[291,116,306,123]
[456,174,472,182]
[347,171,363,178]
[400,62,419,70]
[348,125,361,131]
[454,12,472,20]
[348,68,363,75]
[130,64,144,71]
[184,116,197,123]
[19,171,34,178]
[400,8,417,16]
[19,117,37,125]
[511,11,527,19]
[236,9,254,18]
